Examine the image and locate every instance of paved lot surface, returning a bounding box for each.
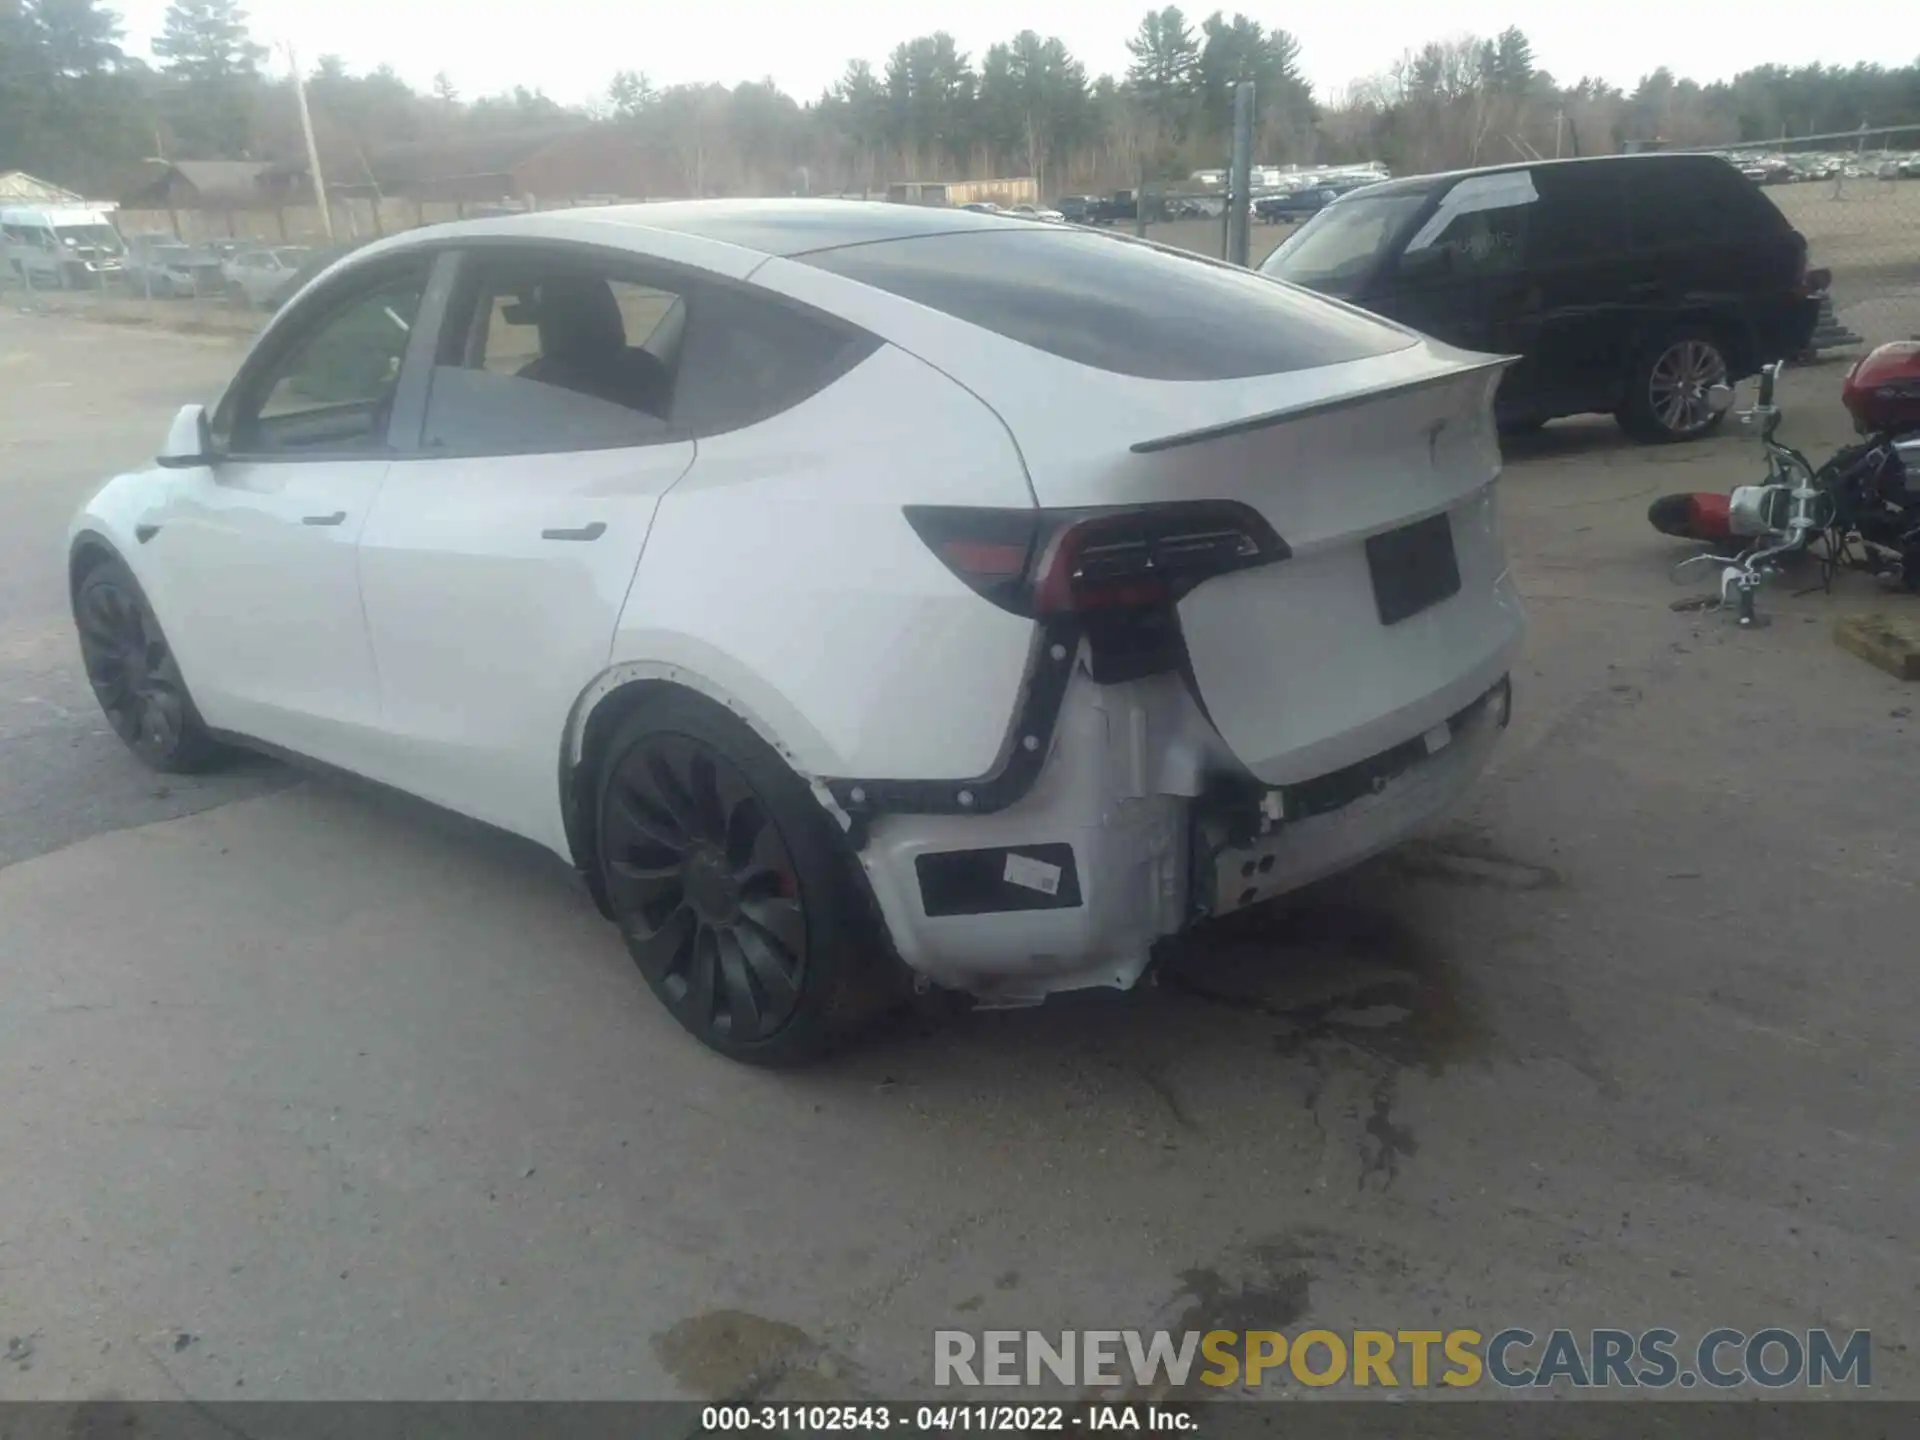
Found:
[1,308,1916,1403]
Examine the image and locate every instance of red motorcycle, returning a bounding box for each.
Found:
[1648,342,1920,624]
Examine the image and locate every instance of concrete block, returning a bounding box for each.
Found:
[1834,612,1920,681]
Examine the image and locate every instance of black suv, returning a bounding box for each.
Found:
[1257,154,1821,442]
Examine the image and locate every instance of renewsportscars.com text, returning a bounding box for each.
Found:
[933,1327,1872,1391]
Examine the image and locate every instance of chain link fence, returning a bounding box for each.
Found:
[3,250,270,341]
[1709,126,1920,349]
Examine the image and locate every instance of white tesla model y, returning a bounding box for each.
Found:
[68,200,1524,1064]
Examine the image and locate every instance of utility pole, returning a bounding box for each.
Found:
[1226,80,1254,267]
[287,44,335,241]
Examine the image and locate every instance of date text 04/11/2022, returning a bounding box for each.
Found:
[697,1404,1197,1432]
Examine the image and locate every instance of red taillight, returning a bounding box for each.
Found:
[942,539,1030,581]
[904,502,1289,619]
[905,507,1041,614]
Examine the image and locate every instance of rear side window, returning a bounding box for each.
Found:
[1628,158,1783,249]
[1528,165,1627,262]
[670,282,877,437]
[799,228,1413,380]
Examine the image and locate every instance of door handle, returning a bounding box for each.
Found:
[302,511,348,527]
[541,522,607,542]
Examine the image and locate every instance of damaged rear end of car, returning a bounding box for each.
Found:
[759,224,1526,1003]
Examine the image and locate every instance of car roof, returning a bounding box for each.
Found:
[390,199,1036,263]
[1357,151,1735,199]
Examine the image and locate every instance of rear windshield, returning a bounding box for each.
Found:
[1259,190,1431,296]
[798,228,1413,381]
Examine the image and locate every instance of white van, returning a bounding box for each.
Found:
[1,205,125,288]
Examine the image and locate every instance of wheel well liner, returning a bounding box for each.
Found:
[559,678,681,917]
[559,675,827,918]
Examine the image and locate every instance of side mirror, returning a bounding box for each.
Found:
[156,403,217,469]
[1705,382,1735,414]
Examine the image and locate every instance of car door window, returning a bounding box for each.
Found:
[1402,170,1536,278]
[226,264,429,456]
[423,258,681,454]
[422,251,876,454]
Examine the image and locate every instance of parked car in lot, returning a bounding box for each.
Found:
[1259,153,1821,442]
[122,237,226,297]
[69,199,1522,1064]
[1008,203,1065,222]
[1254,186,1341,223]
[222,245,312,307]
[258,243,364,312]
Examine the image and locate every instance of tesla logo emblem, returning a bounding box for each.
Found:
[1425,419,1448,466]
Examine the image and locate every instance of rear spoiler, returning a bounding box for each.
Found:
[1128,354,1518,455]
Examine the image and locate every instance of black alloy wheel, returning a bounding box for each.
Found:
[74,560,223,772]
[594,692,896,1065]
[601,732,811,1045]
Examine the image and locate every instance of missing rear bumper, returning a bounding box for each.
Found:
[1196,675,1511,918]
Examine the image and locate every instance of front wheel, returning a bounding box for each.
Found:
[1618,330,1732,444]
[595,691,894,1065]
[73,556,228,772]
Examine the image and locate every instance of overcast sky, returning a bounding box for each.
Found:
[113,1,1909,109]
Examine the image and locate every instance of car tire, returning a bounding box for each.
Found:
[1618,328,1732,444]
[73,556,228,773]
[595,689,896,1066]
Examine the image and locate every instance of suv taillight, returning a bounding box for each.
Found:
[904,502,1291,681]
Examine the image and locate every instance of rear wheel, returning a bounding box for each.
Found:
[595,691,893,1065]
[74,556,227,773]
[1619,329,1731,443]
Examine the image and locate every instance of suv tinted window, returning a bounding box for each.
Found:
[423,250,875,453]
[1628,158,1780,249]
[801,228,1413,380]
[1400,170,1536,278]
[1528,164,1627,262]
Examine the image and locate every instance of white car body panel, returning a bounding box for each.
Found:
[68,201,1526,1012]
[142,458,390,768]
[356,440,695,850]
[615,341,1036,782]
[754,253,1525,789]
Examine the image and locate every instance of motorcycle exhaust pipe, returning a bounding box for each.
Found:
[1648,492,1733,543]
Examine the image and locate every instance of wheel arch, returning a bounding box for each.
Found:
[556,660,846,917]
[68,529,126,601]
[1628,307,1759,380]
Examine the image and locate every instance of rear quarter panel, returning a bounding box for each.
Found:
[611,340,1039,781]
